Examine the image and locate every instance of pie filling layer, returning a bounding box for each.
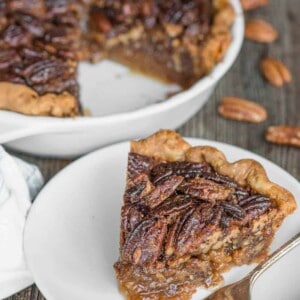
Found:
[114,130,296,300]
[0,0,234,116]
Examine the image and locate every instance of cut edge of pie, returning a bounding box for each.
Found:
[94,0,235,88]
[114,130,296,300]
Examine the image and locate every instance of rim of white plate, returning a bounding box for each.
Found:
[0,0,244,128]
[23,138,300,300]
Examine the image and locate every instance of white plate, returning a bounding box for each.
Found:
[24,139,300,300]
[0,0,244,158]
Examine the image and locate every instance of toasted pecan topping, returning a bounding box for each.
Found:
[119,153,274,266]
[218,97,267,123]
[121,217,167,265]
[260,57,292,87]
[151,161,212,184]
[266,126,300,147]
[245,19,278,43]
[178,177,233,203]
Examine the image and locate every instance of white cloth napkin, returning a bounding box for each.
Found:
[0,147,44,299]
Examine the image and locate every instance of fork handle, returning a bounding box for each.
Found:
[250,232,300,287]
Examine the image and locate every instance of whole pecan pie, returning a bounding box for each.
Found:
[0,0,234,116]
[114,130,296,300]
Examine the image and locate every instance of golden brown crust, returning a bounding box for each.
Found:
[0,82,80,117]
[130,130,297,217]
[131,130,191,162]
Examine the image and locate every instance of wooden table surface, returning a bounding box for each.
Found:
[6,0,300,299]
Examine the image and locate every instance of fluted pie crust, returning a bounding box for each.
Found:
[114,130,296,300]
[0,82,78,117]
[130,130,296,215]
[0,0,234,116]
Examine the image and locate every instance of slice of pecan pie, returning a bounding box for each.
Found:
[114,130,296,300]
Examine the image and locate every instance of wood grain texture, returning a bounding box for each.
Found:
[5,0,300,299]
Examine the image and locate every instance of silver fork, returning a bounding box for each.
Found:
[205,232,300,300]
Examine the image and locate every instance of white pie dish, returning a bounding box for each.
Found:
[23,138,300,300]
[0,0,244,158]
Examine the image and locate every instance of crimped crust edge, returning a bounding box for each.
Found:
[130,130,297,216]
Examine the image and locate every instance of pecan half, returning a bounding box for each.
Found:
[241,0,268,11]
[165,217,183,257]
[204,172,239,188]
[164,206,195,257]
[153,195,195,219]
[238,195,269,207]
[125,173,153,203]
[144,175,184,208]
[120,204,145,246]
[245,19,278,43]
[265,126,300,147]
[127,153,154,179]
[22,59,66,84]
[20,47,47,62]
[121,218,167,265]
[176,203,215,256]
[2,24,31,47]
[220,202,246,221]
[239,195,271,218]
[178,177,233,203]
[260,57,292,87]
[17,13,44,37]
[151,162,212,184]
[218,97,267,123]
